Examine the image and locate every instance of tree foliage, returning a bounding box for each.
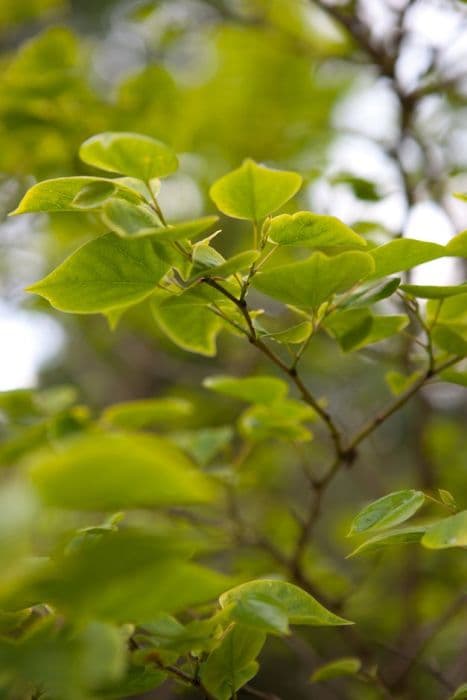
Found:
[0,1,466,699]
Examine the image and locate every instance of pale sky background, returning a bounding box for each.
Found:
[0,0,466,391]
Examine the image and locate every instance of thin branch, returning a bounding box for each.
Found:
[346,355,463,452]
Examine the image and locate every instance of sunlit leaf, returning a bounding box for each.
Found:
[80,132,178,180]
[210,159,302,220]
[268,211,366,250]
[369,239,445,278]
[27,233,168,314]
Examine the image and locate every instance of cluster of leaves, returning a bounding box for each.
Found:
[1,131,466,698]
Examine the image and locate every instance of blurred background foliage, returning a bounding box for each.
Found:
[0,1,467,698]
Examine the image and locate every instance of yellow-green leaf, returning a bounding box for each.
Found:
[80,132,178,180]
[209,158,302,221]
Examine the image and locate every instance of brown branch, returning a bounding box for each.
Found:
[389,592,467,691]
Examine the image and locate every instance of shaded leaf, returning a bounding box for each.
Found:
[200,624,266,700]
[400,283,467,299]
[369,239,445,278]
[311,657,362,682]
[154,287,225,356]
[253,251,374,310]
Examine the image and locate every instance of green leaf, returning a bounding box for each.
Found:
[347,527,426,557]
[16,530,231,622]
[170,426,234,467]
[100,664,167,698]
[451,683,467,699]
[268,211,367,250]
[239,401,314,442]
[385,370,422,396]
[200,624,266,700]
[369,239,445,278]
[101,198,161,237]
[79,131,178,180]
[135,613,223,656]
[341,278,401,309]
[10,176,140,215]
[209,158,302,221]
[101,397,192,429]
[153,287,225,356]
[432,326,467,356]
[203,374,288,404]
[147,216,219,243]
[331,172,381,201]
[325,309,408,352]
[438,489,457,509]
[220,580,352,627]
[28,432,218,509]
[349,490,426,535]
[439,370,467,387]
[445,230,467,257]
[400,283,467,299]
[0,619,126,700]
[310,657,362,682]
[422,510,467,549]
[253,251,374,310]
[259,320,313,344]
[192,250,260,280]
[72,181,118,209]
[27,233,168,314]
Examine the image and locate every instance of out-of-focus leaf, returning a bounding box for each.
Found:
[101,397,192,429]
[400,283,467,299]
[203,375,288,404]
[422,511,467,549]
[170,426,234,467]
[239,399,315,442]
[28,432,218,509]
[101,199,160,237]
[310,657,362,682]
